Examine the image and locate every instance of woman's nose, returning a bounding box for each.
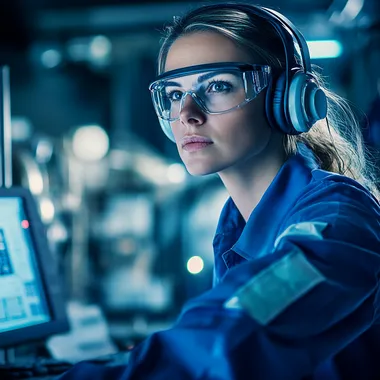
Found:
[179,93,206,126]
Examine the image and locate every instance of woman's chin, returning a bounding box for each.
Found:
[185,163,217,177]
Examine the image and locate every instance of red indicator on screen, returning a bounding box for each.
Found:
[21,220,30,229]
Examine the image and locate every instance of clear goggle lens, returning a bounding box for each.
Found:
[150,64,270,121]
[149,64,271,121]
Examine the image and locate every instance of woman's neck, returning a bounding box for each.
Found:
[219,142,287,222]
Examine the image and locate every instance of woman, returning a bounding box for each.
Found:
[60,3,380,379]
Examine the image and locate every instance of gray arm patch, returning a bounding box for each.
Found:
[274,221,328,249]
[224,249,325,325]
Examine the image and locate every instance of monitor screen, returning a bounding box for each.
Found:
[0,188,68,348]
[0,197,50,333]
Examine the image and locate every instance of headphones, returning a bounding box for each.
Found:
[158,3,328,140]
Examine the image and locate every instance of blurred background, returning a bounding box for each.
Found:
[0,0,379,354]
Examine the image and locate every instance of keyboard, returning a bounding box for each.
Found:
[0,358,72,379]
[0,351,131,379]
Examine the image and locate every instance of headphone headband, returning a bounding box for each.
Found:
[197,3,311,74]
[260,6,312,73]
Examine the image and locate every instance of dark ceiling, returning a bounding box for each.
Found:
[0,0,379,52]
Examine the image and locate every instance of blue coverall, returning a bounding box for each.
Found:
[59,144,380,379]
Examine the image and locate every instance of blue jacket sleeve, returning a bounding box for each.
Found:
[123,181,380,379]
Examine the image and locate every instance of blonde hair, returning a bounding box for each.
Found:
[157,4,379,198]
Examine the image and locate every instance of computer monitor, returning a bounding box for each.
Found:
[0,187,69,348]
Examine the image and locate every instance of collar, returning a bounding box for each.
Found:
[214,144,320,262]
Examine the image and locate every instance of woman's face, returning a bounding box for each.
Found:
[164,31,278,177]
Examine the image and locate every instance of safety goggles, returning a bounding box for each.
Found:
[149,62,271,122]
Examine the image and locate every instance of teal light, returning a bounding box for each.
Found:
[306,40,343,59]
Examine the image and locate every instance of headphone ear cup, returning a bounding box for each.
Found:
[159,119,176,142]
[288,72,310,133]
[270,72,290,134]
[288,72,328,133]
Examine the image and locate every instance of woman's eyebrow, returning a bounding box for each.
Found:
[165,72,219,87]
[197,71,221,83]
[197,71,238,83]
[164,80,181,87]
[165,71,237,88]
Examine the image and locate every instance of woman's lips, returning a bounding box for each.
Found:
[182,141,213,152]
[181,135,213,152]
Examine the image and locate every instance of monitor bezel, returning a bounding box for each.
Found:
[0,187,69,348]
